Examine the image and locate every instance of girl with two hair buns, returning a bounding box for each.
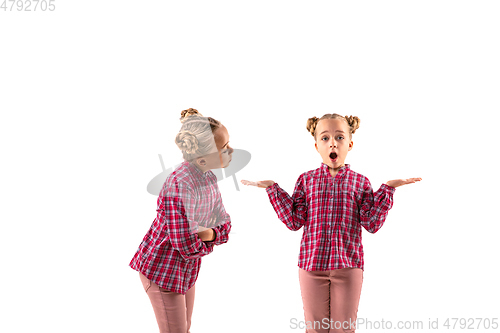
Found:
[242,114,421,333]
[129,108,233,333]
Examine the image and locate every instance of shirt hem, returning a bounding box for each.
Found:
[297,263,364,272]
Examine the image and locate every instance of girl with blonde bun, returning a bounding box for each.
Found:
[242,114,421,333]
[130,108,233,333]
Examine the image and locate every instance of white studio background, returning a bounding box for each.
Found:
[1,1,499,332]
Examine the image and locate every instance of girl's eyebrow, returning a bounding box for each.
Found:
[222,141,229,148]
[320,130,345,135]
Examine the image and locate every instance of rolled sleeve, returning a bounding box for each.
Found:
[358,179,395,233]
[266,175,307,231]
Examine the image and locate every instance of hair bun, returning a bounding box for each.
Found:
[344,115,360,134]
[180,108,203,123]
[175,130,199,154]
[306,116,319,137]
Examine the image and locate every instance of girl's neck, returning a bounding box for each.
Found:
[328,164,344,178]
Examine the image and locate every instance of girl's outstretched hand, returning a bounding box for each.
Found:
[385,177,422,188]
[241,179,275,189]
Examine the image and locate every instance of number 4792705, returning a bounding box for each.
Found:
[1,0,56,11]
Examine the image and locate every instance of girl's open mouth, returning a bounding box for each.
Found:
[329,152,338,162]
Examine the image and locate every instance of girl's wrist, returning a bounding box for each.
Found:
[209,228,216,242]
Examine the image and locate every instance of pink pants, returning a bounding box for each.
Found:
[298,267,363,333]
[139,272,195,333]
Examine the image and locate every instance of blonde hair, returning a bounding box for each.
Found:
[306,113,360,141]
[174,108,222,162]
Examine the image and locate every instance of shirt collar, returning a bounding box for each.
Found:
[321,162,350,176]
[184,160,209,180]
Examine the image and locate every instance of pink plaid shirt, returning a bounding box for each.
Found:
[266,162,395,271]
[129,161,231,294]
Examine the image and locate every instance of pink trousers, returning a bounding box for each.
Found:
[139,272,195,333]
[298,267,363,333]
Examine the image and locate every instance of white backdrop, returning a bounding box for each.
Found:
[1,1,499,332]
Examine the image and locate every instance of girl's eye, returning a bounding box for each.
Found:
[322,136,343,141]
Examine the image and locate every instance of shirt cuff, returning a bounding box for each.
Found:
[381,183,396,194]
[265,182,278,193]
[204,227,218,243]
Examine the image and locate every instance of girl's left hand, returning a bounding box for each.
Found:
[385,177,422,188]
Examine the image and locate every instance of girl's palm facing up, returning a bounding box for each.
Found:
[386,177,422,188]
[241,180,275,189]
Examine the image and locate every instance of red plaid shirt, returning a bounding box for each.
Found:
[129,161,231,294]
[266,162,395,271]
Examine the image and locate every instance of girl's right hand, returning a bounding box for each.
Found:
[241,180,275,188]
[385,177,422,188]
[197,226,216,242]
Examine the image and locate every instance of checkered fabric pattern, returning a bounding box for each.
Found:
[266,163,395,271]
[130,161,231,294]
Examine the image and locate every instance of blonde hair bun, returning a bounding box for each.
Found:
[174,108,223,161]
[306,116,319,137]
[306,113,361,139]
[175,130,199,154]
[344,115,360,134]
[180,108,203,123]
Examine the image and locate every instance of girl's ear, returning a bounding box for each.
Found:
[196,157,207,166]
[315,142,318,151]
